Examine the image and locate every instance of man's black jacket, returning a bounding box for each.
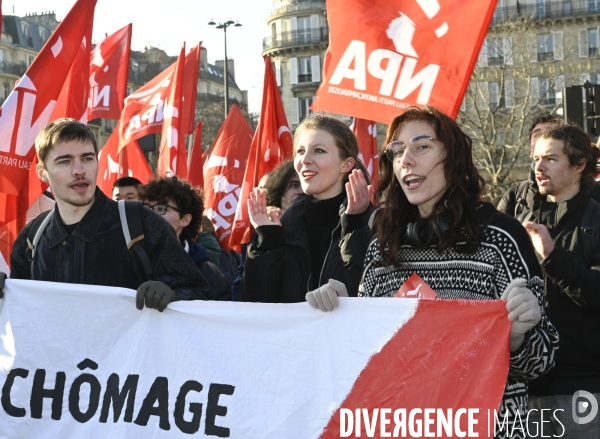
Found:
[10,189,209,301]
[522,187,600,396]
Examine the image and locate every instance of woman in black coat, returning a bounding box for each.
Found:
[243,114,373,307]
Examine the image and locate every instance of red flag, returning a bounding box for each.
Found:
[229,56,293,246]
[97,124,153,197]
[187,121,204,188]
[312,0,497,122]
[0,0,97,196]
[181,44,200,135]
[0,0,97,265]
[203,105,253,250]
[117,48,198,152]
[351,118,379,186]
[157,45,186,177]
[88,24,132,121]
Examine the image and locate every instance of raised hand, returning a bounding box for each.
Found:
[248,188,282,228]
[345,169,372,215]
[523,222,554,259]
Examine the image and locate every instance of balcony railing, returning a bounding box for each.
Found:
[263,27,329,51]
[493,1,600,24]
[0,61,28,76]
[270,0,326,18]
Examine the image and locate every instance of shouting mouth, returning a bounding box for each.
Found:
[403,175,425,189]
[70,181,90,193]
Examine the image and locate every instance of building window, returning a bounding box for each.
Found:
[539,78,555,106]
[489,82,500,108]
[20,22,33,47]
[3,84,9,99]
[297,16,311,43]
[537,34,554,62]
[39,27,47,43]
[298,57,312,83]
[487,39,503,66]
[589,29,599,57]
[299,97,313,121]
[590,73,600,84]
[589,0,600,13]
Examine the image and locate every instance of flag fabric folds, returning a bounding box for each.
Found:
[157,45,186,177]
[117,47,199,153]
[187,121,204,188]
[312,0,497,122]
[97,124,153,197]
[203,105,253,251]
[351,118,379,186]
[88,24,132,121]
[229,56,293,247]
[0,0,98,266]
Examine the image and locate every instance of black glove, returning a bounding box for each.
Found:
[136,281,176,312]
[0,272,6,299]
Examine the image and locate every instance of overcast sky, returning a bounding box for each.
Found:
[13,0,275,113]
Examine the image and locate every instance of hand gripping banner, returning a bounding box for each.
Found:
[0,280,510,438]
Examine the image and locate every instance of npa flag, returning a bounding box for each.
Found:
[0,0,98,196]
[187,121,204,188]
[88,24,132,121]
[97,125,153,197]
[312,0,497,122]
[117,47,198,152]
[203,105,253,250]
[0,280,510,438]
[157,45,186,177]
[350,118,379,186]
[229,56,293,246]
[0,0,97,265]
[181,44,200,135]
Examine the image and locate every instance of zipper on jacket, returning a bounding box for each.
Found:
[318,222,342,287]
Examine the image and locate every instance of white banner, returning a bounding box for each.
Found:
[0,280,509,438]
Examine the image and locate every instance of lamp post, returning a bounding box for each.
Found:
[208,18,242,118]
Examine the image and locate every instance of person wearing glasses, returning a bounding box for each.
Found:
[6,119,209,312]
[243,114,374,306]
[141,177,231,301]
[358,107,558,438]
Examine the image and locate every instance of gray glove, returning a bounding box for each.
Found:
[0,272,6,299]
[136,281,177,312]
[501,278,541,351]
[305,279,349,312]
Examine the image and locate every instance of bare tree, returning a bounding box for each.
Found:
[457,15,568,199]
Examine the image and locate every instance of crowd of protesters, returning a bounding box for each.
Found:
[0,106,599,438]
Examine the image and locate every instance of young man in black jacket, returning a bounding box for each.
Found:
[140,177,231,301]
[1,118,209,311]
[522,124,600,438]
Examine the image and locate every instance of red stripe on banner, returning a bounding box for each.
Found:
[319,299,510,439]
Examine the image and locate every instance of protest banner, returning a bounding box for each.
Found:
[0,279,510,438]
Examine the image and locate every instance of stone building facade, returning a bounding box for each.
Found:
[262,0,328,127]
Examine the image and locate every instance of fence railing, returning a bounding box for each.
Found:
[493,1,600,24]
[263,27,329,51]
[0,61,28,76]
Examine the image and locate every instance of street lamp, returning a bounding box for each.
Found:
[208,18,242,118]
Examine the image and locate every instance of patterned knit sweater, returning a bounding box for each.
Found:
[359,203,558,439]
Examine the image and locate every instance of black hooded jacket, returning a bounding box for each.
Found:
[11,189,209,301]
[243,193,373,303]
[522,187,600,396]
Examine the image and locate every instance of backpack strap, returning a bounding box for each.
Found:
[581,197,600,266]
[514,180,531,217]
[25,209,54,278]
[118,200,153,283]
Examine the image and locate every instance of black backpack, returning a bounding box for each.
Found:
[25,200,153,282]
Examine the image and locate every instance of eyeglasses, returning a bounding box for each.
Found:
[385,135,439,162]
[143,203,181,215]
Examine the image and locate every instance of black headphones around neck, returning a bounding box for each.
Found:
[405,216,451,249]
